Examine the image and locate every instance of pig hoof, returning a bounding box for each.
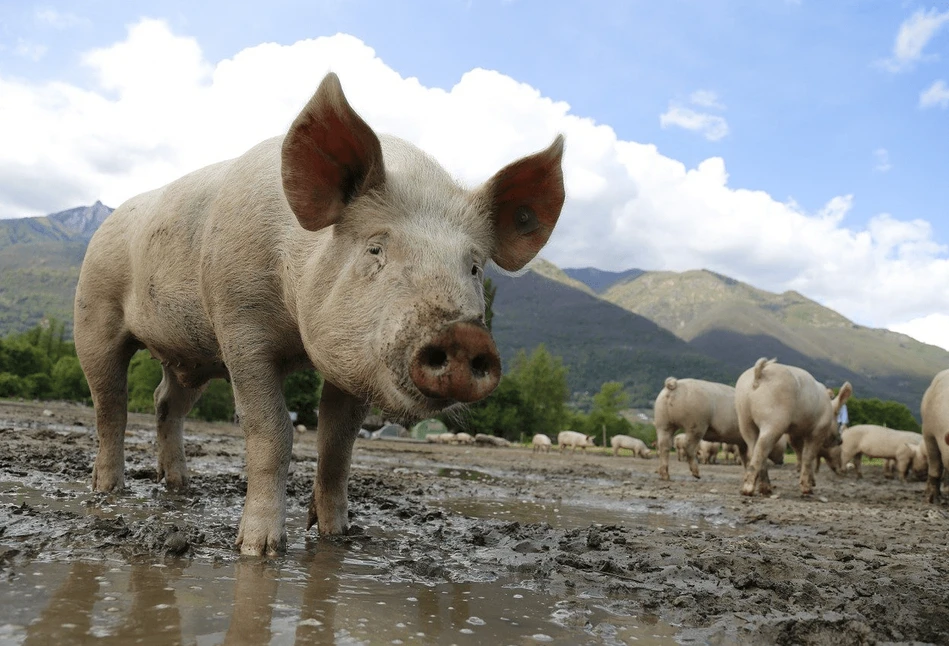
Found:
[236,527,287,557]
[157,464,190,491]
[658,471,670,481]
[91,465,125,493]
[740,482,756,496]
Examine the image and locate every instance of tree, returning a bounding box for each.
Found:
[51,356,90,401]
[127,351,163,413]
[848,397,920,433]
[284,369,323,427]
[508,344,569,437]
[459,376,532,440]
[192,379,235,422]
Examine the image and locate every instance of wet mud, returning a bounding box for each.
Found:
[1,400,948,645]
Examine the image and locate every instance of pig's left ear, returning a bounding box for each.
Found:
[282,73,385,231]
[836,383,853,406]
[484,135,566,271]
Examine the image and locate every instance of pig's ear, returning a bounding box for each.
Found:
[484,135,566,271]
[281,73,385,231]
[836,383,853,406]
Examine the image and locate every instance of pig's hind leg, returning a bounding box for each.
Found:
[153,366,206,491]
[308,381,369,536]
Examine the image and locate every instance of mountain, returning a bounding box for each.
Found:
[600,269,949,412]
[562,267,645,293]
[0,202,113,333]
[489,261,735,406]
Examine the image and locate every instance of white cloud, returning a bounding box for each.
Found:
[881,8,949,72]
[689,89,725,110]
[920,79,949,108]
[873,147,892,173]
[0,19,947,336]
[889,314,949,352]
[659,105,729,141]
[14,39,47,61]
[35,8,88,29]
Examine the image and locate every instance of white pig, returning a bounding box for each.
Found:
[611,434,652,458]
[558,431,596,452]
[74,73,566,555]
[532,434,552,453]
[921,369,949,503]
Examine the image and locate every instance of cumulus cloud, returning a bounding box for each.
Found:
[881,8,949,72]
[920,79,949,108]
[689,90,725,110]
[659,105,729,141]
[873,148,892,173]
[0,19,947,349]
[889,314,949,354]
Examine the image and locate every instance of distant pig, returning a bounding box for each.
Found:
[698,440,721,464]
[611,435,652,458]
[558,431,596,452]
[532,434,552,453]
[674,434,688,461]
[921,369,949,503]
[453,432,474,445]
[839,424,924,481]
[74,73,566,556]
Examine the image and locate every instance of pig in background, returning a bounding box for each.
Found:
[735,358,851,497]
[558,431,596,452]
[74,73,566,556]
[839,424,927,482]
[698,440,721,464]
[611,434,652,458]
[921,369,949,503]
[532,434,552,453]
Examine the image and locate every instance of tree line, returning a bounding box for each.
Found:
[0,314,924,441]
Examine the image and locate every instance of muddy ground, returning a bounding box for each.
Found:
[1,399,948,645]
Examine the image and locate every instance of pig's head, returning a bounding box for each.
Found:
[282,73,565,418]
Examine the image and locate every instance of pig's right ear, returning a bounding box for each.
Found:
[484,135,566,272]
[281,73,385,231]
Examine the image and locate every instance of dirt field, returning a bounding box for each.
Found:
[1,399,948,645]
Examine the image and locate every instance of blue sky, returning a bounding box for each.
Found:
[0,1,947,347]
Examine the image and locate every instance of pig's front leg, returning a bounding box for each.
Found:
[231,366,294,556]
[308,381,369,535]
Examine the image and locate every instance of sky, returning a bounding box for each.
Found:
[0,1,947,351]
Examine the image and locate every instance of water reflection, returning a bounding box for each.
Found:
[3,544,680,645]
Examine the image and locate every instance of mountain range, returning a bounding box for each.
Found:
[2,203,946,413]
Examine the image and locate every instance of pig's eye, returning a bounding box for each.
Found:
[471,264,482,277]
[367,244,382,256]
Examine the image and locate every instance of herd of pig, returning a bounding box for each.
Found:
[526,361,948,503]
[69,72,949,556]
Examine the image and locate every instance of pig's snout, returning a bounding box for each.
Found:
[410,321,501,403]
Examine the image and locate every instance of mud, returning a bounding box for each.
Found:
[1,400,948,645]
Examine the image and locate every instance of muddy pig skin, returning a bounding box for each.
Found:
[922,369,949,503]
[532,434,552,453]
[735,358,851,497]
[73,73,566,556]
[611,434,651,458]
[558,431,596,452]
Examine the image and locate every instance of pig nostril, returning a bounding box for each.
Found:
[470,354,491,378]
[421,346,448,370]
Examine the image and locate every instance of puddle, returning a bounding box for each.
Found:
[0,549,679,645]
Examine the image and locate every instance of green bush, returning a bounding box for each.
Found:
[127,351,163,413]
[24,373,53,399]
[0,372,26,398]
[284,369,323,427]
[192,379,235,422]
[51,356,90,401]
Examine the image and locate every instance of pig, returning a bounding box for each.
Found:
[895,440,928,482]
[654,377,772,481]
[532,434,552,453]
[839,424,925,481]
[73,73,566,556]
[735,358,851,497]
[921,369,949,503]
[474,433,511,447]
[452,432,474,445]
[674,434,688,461]
[698,440,721,464]
[558,430,596,452]
[611,434,652,458]
[722,443,739,464]
[789,435,840,474]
